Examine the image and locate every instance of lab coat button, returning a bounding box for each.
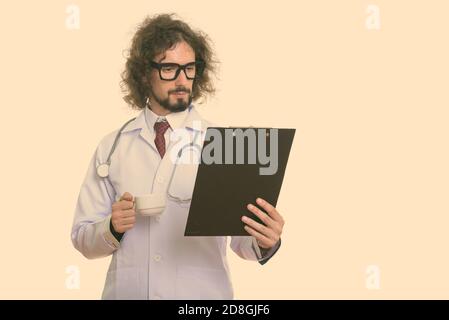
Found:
[155,216,161,222]
[154,295,161,300]
[153,255,162,262]
[156,177,164,184]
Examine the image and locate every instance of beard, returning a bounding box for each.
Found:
[152,88,193,113]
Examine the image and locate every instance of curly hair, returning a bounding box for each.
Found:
[120,13,219,110]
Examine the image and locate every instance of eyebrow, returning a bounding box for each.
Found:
[155,61,196,65]
[157,55,167,63]
[156,56,196,64]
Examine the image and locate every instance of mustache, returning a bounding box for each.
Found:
[169,88,190,94]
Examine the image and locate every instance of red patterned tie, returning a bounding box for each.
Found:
[154,120,171,158]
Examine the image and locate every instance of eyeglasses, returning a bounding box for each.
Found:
[150,60,205,81]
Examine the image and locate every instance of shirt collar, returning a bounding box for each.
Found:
[144,105,190,133]
[121,104,208,134]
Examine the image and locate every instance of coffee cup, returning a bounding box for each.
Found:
[134,193,166,216]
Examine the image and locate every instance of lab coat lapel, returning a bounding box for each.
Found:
[183,107,209,132]
[139,125,159,154]
[151,107,208,193]
[121,106,209,163]
[121,110,159,154]
[138,106,209,156]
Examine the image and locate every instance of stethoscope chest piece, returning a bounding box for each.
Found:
[95,116,137,179]
[96,163,110,178]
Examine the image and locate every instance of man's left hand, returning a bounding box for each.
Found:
[241,197,285,249]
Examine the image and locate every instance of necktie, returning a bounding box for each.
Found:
[154,120,171,158]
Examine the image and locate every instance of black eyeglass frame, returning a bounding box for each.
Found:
[149,60,205,81]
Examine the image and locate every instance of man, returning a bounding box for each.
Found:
[71,13,284,300]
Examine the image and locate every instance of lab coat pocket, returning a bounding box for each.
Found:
[175,266,233,300]
[167,163,199,208]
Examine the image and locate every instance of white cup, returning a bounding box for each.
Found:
[134,193,166,216]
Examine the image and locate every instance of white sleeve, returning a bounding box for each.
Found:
[71,146,120,259]
[230,236,260,261]
[230,236,281,263]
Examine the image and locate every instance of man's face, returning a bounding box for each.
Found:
[148,41,196,113]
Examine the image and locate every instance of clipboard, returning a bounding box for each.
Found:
[184,127,295,236]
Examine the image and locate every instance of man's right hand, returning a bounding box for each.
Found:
[111,192,136,234]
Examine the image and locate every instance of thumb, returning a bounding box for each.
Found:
[120,192,134,202]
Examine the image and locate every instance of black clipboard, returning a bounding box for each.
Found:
[184,127,295,236]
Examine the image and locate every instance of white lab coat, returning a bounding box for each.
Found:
[71,106,276,300]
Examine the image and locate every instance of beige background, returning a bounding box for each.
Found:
[0,0,448,299]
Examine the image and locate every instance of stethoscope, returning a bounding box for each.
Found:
[96,117,137,178]
[165,130,202,203]
[96,116,202,190]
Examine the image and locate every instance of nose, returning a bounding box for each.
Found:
[175,68,189,86]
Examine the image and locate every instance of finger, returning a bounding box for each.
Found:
[120,209,136,218]
[118,200,134,210]
[256,198,284,224]
[246,204,275,228]
[241,215,277,240]
[112,199,133,210]
[120,216,136,225]
[247,203,283,236]
[243,226,275,249]
[120,192,134,202]
[118,219,135,227]
[117,224,134,233]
